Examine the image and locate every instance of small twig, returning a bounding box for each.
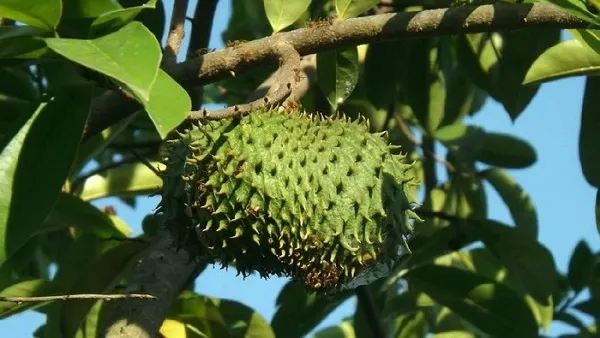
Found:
[130,149,161,177]
[393,114,456,173]
[0,293,156,303]
[164,0,189,66]
[101,236,151,244]
[188,43,301,120]
[355,286,387,338]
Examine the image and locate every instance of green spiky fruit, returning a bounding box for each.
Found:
[158,109,421,291]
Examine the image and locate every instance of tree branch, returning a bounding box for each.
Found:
[188,42,301,120]
[84,3,588,139]
[164,0,189,66]
[102,231,205,338]
[0,293,155,303]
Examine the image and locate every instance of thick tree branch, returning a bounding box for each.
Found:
[102,231,204,338]
[188,42,301,120]
[84,3,588,141]
[164,0,189,66]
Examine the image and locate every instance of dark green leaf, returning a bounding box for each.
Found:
[596,190,599,235]
[364,41,406,108]
[579,76,600,187]
[568,240,595,292]
[264,0,311,32]
[457,33,502,99]
[0,279,53,319]
[73,161,163,201]
[167,291,232,337]
[271,281,352,338]
[62,0,122,18]
[46,22,161,102]
[393,311,427,338]
[0,0,62,31]
[441,174,487,220]
[317,47,359,111]
[0,29,49,59]
[524,39,600,85]
[0,86,92,265]
[574,298,600,319]
[313,320,355,338]
[482,168,538,238]
[554,311,590,332]
[222,0,272,42]
[405,265,538,337]
[89,0,157,37]
[143,69,191,138]
[335,0,380,19]
[44,192,131,238]
[476,132,537,169]
[212,297,276,338]
[381,292,434,320]
[60,240,149,337]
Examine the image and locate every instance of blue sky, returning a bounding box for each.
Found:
[2,0,599,336]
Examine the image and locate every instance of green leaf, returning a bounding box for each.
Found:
[568,240,595,292]
[317,47,360,112]
[0,0,62,31]
[364,41,406,108]
[405,265,538,337]
[335,0,380,19]
[580,76,600,187]
[524,39,600,85]
[482,168,538,238]
[441,174,487,220]
[0,279,53,319]
[0,26,49,59]
[74,161,164,201]
[313,320,355,338]
[472,220,558,305]
[476,132,537,169]
[574,298,600,319]
[393,311,427,338]
[44,192,132,238]
[60,240,149,337]
[143,69,191,139]
[271,281,352,338]
[264,0,311,33]
[211,298,276,338]
[62,0,122,18]
[404,38,446,135]
[432,332,477,338]
[46,22,161,102]
[167,291,232,337]
[0,86,92,266]
[381,292,434,320]
[89,0,157,37]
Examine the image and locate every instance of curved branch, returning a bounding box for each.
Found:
[84,3,587,139]
[188,43,301,120]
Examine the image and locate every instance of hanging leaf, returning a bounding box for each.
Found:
[481,168,538,239]
[568,240,595,292]
[364,41,406,109]
[476,132,537,169]
[0,0,62,31]
[317,47,360,112]
[313,319,355,338]
[524,39,600,85]
[211,297,276,338]
[335,0,380,19]
[271,281,352,338]
[0,279,53,319]
[0,86,92,266]
[167,291,234,337]
[406,265,538,337]
[46,22,161,102]
[264,0,311,33]
[89,0,157,37]
[579,76,600,187]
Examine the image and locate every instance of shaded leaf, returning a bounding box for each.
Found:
[0,27,49,59]
[579,76,600,187]
[568,240,595,292]
[313,320,355,338]
[89,0,157,37]
[0,86,92,265]
[364,41,406,108]
[272,281,352,338]
[335,0,380,19]
[212,297,276,338]
[61,0,122,18]
[167,291,232,337]
[46,22,161,102]
[596,190,600,235]
[524,39,600,85]
[0,279,53,319]
[482,168,538,238]
[405,265,538,337]
[317,47,359,111]
[574,298,600,319]
[0,0,62,31]
[264,0,311,32]
[74,161,163,201]
[393,311,427,338]
[554,311,590,332]
[476,132,537,169]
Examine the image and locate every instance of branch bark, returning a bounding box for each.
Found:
[164,0,189,66]
[84,3,588,139]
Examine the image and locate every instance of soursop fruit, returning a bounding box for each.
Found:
[158,109,421,292]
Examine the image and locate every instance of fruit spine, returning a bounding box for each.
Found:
[158,109,421,291]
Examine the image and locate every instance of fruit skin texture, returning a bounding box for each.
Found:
[159,109,421,292]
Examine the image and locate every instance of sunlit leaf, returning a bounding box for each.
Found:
[159,319,188,337]
[313,320,355,338]
[579,76,600,187]
[405,265,538,337]
[89,0,157,37]
[524,39,600,85]
[264,0,311,32]
[335,0,380,19]
[46,22,161,102]
[61,0,122,18]
[0,0,62,31]
[317,47,359,111]
[573,298,600,319]
[482,168,538,238]
[0,86,92,266]
[212,297,276,338]
[0,279,53,319]
[167,291,233,337]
